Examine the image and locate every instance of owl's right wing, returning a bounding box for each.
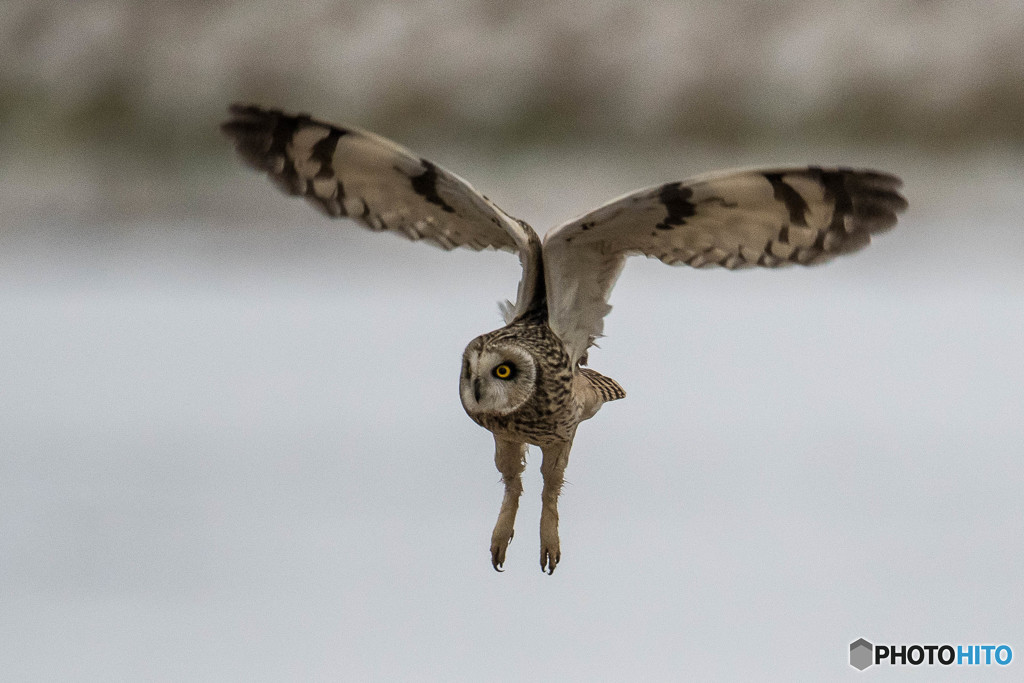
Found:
[542,167,907,365]
[221,104,543,321]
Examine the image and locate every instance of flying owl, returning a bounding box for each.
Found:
[222,104,906,574]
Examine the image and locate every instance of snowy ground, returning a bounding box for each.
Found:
[1,150,1021,680]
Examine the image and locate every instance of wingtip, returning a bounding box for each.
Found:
[220,103,273,143]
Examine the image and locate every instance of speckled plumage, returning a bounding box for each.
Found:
[466,316,575,445]
[222,104,906,574]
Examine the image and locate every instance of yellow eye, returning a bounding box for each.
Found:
[492,363,514,380]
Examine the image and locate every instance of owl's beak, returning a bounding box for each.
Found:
[473,378,482,403]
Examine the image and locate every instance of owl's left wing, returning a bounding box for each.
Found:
[222,105,543,321]
[542,167,907,365]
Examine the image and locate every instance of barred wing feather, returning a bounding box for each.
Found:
[542,167,906,365]
[221,104,544,321]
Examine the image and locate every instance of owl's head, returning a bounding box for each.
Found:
[459,337,537,418]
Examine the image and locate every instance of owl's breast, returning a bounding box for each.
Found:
[473,371,579,446]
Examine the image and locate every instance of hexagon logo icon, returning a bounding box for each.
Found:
[850,638,873,670]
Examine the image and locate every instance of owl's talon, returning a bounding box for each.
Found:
[491,531,514,571]
[540,547,559,574]
[491,549,506,571]
[539,506,561,574]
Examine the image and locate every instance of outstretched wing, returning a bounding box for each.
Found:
[542,167,907,365]
[221,104,543,321]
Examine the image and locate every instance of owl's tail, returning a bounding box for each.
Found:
[579,367,626,403]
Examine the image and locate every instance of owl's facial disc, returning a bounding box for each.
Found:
[460,340,536,417]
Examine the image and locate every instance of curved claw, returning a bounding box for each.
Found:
[491,528,514,572]
[540,548,560,575]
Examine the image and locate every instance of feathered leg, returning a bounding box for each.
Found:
[539,439,573,574]
[490,436,527,571]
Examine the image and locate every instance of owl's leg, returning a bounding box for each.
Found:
[539,439,573,574]
[490,436,527,571]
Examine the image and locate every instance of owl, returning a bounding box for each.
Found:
[222,104,906,574]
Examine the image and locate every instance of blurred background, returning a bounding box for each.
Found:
[1,1,1022,680]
